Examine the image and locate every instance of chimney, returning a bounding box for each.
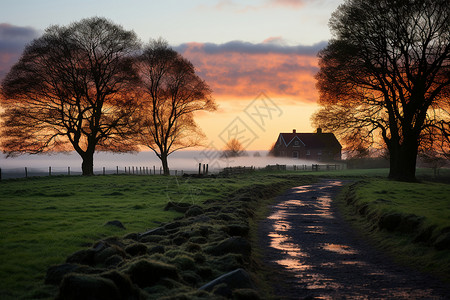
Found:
[293,129,296,133]
[317,128,322,134]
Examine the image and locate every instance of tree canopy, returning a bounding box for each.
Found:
[0,17,142,175]
[313,0,449,181]
[137,39,216,175]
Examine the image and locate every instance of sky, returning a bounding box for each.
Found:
[0,0,344,151]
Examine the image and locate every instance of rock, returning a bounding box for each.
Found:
[173,235,188,246]
[100,271,141,299]
[94,246,125,265]
[206,237,252,257]
[148,245,165,255]
[233,288,261,300]
[185,206,204,217]
[125,259,179,288]
[45,263,79,285]
[104,255,123,268]
[139,227,167,239]
[56,274,120,300]
[227,224,250,237]
[123,232,139,241]
[125,243,148,256]
[164,221,184,230]
[199,268,255,293]
[66,249,95,265]
[104,220,126,230]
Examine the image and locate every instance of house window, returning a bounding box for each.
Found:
[292,151,298,158]
[294,141,300,147]
[306,150,310,155]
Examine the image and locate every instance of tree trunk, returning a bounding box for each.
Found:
[388,138,418,182]
[81,153,95,176]
[160,153,170,176]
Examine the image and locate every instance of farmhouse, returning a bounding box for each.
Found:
[272,128,342,161]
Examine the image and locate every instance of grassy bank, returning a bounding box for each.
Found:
[338,179,450,282]
[0,173,313,299]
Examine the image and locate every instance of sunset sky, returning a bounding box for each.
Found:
[0,0,344,151]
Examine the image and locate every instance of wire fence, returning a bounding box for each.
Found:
[0,165,200,180]
[0,163,346,180]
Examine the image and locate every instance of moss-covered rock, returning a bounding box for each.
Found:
[125,243,148,257]
[56,274,120,300]
[125,259,179,288]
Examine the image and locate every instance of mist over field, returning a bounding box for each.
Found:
[0,150,319,175]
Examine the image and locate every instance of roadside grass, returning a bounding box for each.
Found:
[0,173,311,299]
[337,178,450,281]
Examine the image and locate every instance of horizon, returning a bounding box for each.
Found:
[0,0,345,151]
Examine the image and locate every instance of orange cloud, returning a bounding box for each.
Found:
[177,40,326,103]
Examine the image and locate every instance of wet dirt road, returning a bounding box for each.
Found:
[259,179,450,299]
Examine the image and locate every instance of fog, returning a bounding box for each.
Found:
[0,150,321,174]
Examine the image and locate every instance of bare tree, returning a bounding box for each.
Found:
[222,138,246,158]
[313,0,449,181]
[0,17,141,175]
[138,39,216,175]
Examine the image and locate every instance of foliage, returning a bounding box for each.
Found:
[137,39,217,175]
[222,138,247,158]
[313,0,450,181]
[0,17,141,175]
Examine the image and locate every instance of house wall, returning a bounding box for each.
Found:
[273,138,341,161]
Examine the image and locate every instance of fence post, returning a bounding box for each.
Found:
[0,168,2,181]
[25,167,28,178]
[175,170,177,176]
[68,167,71,176]
[153,165,155,175]
[49,166,52,176]
[198,163,201,175]
[206,164,209,175]
[160,167,162,175]
[103,167,106,176]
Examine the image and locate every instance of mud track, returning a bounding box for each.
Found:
[258,179,450,299]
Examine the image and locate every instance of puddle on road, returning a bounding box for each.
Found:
[321,243,358,255]
[276,258,311,270]
[264,180,446,299]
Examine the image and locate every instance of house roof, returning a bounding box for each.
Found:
[279,132,342,149]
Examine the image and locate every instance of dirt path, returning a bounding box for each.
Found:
[258,179,450,299]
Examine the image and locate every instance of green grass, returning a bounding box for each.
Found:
[1,169,449,298]
[357,180,450,228]
[0,173,311,299]
[338,178,450,281]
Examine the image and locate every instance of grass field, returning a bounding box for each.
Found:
[0,169,449,298]
[337,178,450,281]
[0,173,312,299]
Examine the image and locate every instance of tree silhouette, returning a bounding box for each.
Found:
[222,138,246,158]
[138,39,216,175]
[0,17,141,175]
[313,0,449,181]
